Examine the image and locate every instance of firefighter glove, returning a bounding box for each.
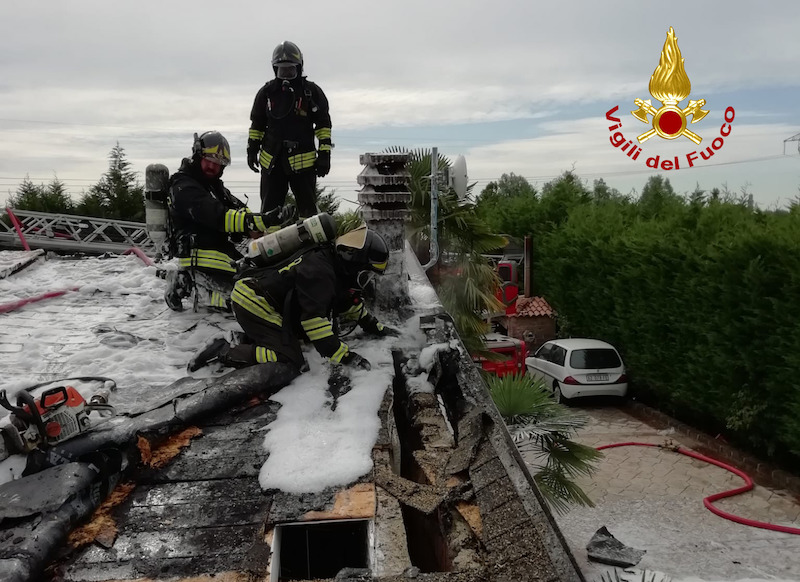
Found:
[315,151,331,177]
[263,204,297,226]
[341,351,371,371]
[247,149,260,173]
[375,323,401,337]
[245,213,268,232]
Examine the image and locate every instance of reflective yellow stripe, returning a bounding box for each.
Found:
[259,151,273,169]
[302,317,333,341]
[278,257,303,274]
[210,291,228,307]
[330,342,348,364]
[287,151,316,171]
[252,215,267,231]
[255,346,278,363]
[224,209,247,232]
[340,303,363,322]
[372,260,387,272]
[318,144,332,153]
[315,128,331,140]
[231,280,282,325]
[249,129,265,141]
[179,249,236,272]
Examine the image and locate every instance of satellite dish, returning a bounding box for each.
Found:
[450,155,468,200]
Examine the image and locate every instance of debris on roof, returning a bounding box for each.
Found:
[0,242,582,582]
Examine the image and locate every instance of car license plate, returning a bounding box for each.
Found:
[587,374,608,382]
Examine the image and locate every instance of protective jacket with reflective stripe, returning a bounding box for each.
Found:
[169,158,246,266]
[248,77,331,173]
[235,246,361,361]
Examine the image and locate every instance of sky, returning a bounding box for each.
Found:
[1,1,799,214]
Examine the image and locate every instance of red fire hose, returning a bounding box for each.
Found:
[4,207,30,251]
[597,442,800,535]
[122,247,154,266]
[0,248,152,315]
[0,287,80,314]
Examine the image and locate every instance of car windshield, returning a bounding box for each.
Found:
[570,348,621,369]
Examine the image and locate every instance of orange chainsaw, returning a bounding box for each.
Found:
[0,385,115,454]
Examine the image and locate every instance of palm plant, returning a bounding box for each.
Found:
[334,209,365,236]
[385,147,507,353]
[488,372,602,514]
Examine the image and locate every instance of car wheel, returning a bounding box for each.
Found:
[553,382,570,406]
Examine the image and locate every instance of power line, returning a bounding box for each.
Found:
[2,153,795,190]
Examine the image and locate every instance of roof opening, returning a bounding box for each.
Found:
[272,519,371,581]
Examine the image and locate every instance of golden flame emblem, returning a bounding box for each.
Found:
[631,27,709,144]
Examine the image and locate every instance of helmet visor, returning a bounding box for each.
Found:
[201,143,231,167]
[369,258,387,273]
[276,64,298,80]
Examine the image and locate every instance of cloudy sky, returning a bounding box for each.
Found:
[2,0,800,213]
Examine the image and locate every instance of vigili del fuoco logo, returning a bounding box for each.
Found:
[606,27,735,170]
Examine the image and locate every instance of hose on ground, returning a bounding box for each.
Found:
[597,441,800,535]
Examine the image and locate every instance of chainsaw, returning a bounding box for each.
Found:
[0,385,115,454]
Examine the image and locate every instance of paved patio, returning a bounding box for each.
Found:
[524,404,800,581]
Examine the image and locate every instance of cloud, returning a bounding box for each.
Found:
[2,0,800,209]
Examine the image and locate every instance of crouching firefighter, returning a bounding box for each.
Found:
[164,130,293,311]
[195,224,399,373]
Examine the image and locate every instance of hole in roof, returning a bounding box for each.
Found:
[272,519,371,581]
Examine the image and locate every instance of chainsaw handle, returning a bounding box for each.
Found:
[40,386,69,410]
[0,389,17,414]
[13,390,48,441]
[0,389,31,418]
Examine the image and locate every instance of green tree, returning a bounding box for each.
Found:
[316,186,340,215]
[638,175,680,218]
[591,178,624,202]
[8,176,74,214]
[477,172,537,204]
[536,171,592,233]
[688,183,706,207]
[77,143,144,221]
[285,184,340,216]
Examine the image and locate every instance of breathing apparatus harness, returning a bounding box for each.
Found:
[266,77,319,121]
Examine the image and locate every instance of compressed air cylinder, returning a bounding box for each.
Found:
[245,212,336,265]
[144,163,170,249]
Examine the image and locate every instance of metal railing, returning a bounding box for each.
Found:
[1,208,155,255]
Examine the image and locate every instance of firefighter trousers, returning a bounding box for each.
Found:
[229,278,305,368]
[259,164,318,218]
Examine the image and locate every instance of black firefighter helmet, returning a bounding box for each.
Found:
[192,131,231,167]
[336,226,389,275]
[272,40,303,80]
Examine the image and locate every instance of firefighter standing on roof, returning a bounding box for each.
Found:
[247,41,332,218]
[164,131,290,312]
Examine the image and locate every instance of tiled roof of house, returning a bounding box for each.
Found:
[510,296,554,318]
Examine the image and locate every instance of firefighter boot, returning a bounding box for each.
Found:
[164,270,193,311]
[187,336,231,372]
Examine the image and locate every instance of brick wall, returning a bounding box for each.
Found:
[504,316,556,355]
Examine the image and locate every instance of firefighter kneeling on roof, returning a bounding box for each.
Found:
[198,224,400,373]
[165,131,294,311]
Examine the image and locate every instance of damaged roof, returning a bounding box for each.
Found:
[0,248,583,582]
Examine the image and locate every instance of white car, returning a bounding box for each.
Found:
[525,338,628,404]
